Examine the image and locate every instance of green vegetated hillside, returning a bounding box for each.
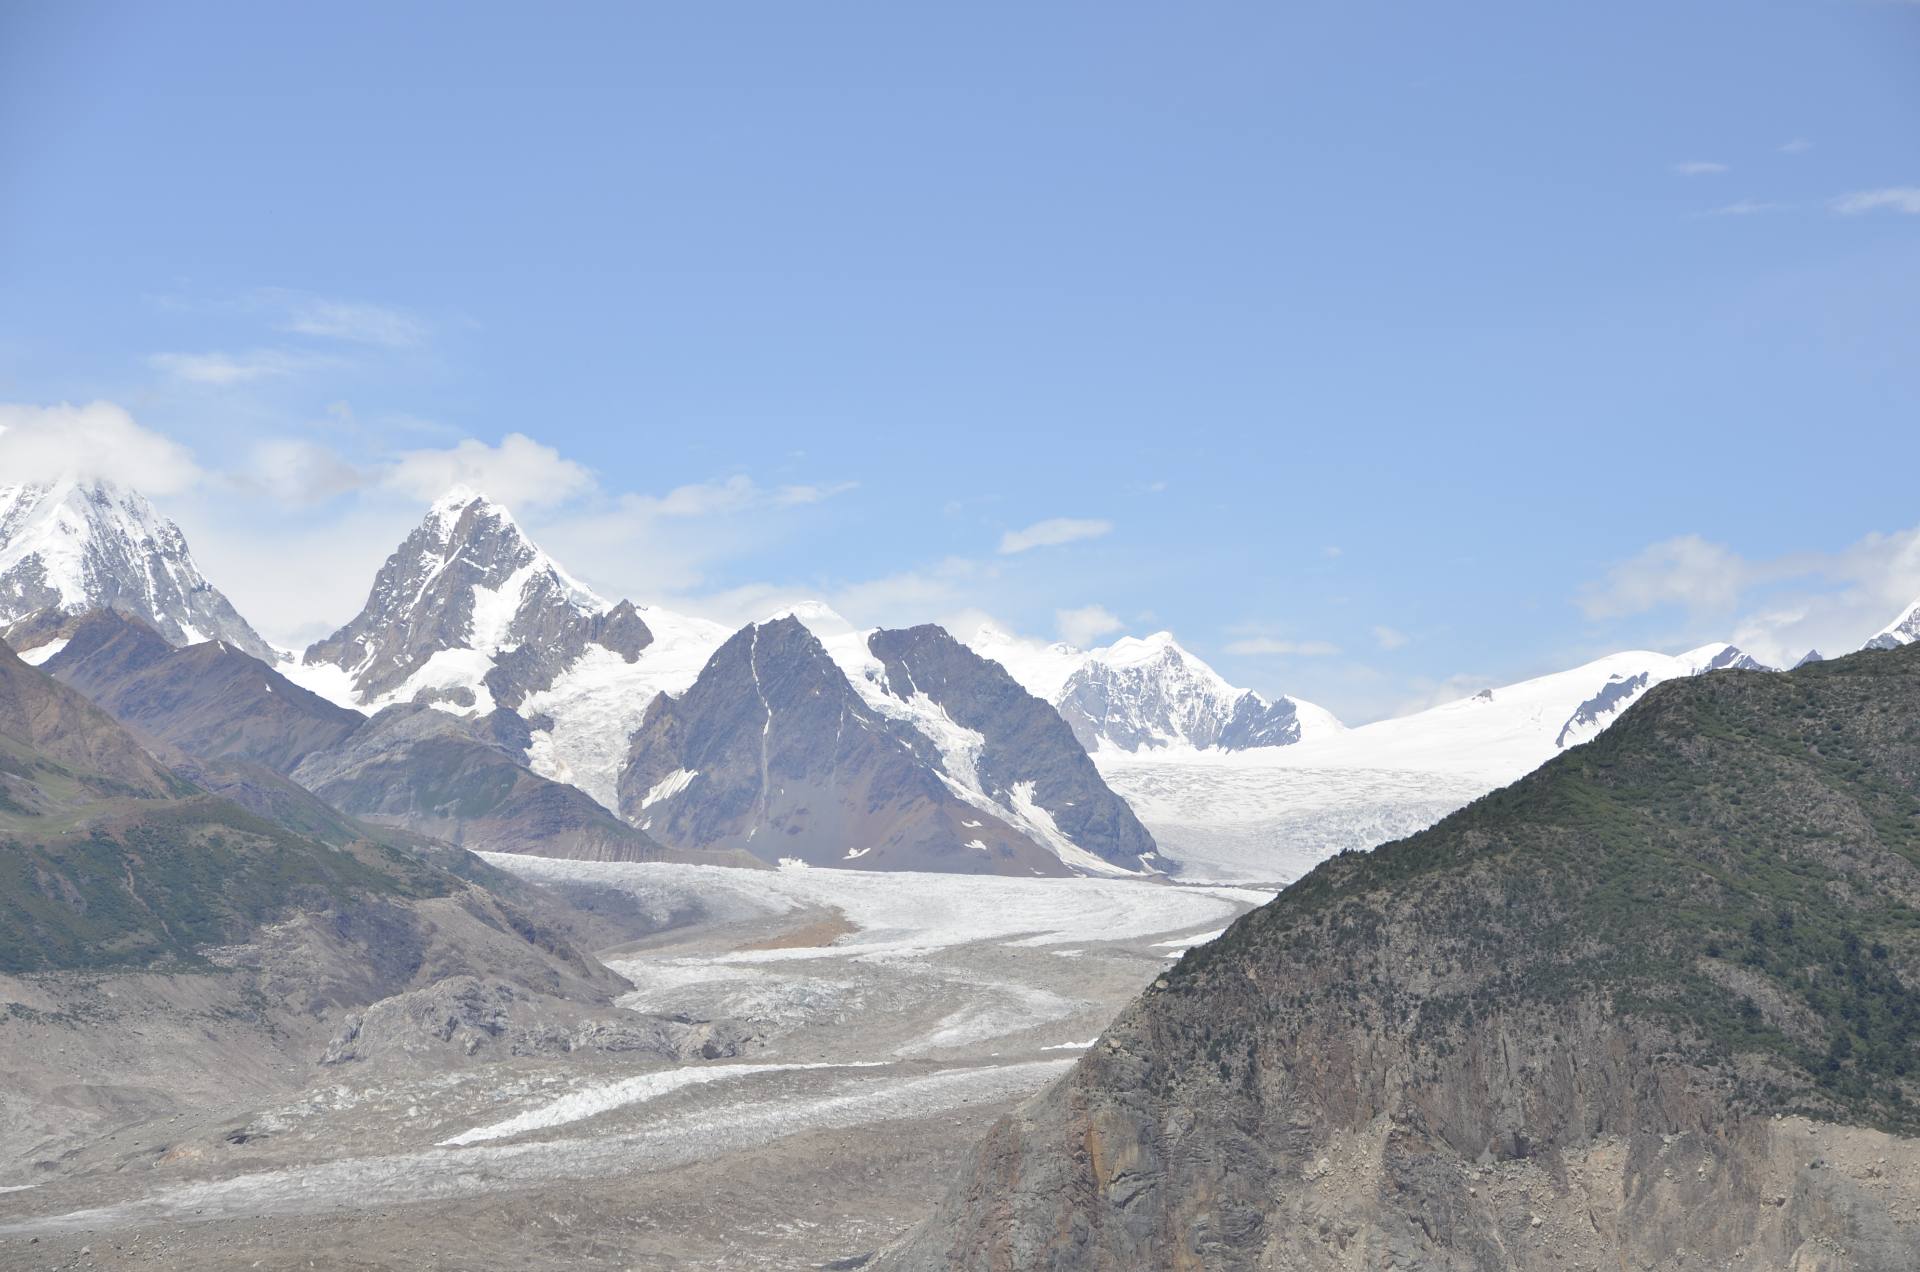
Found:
[1185,642,1920,1129]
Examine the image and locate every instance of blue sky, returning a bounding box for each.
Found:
[2,1,1918,720]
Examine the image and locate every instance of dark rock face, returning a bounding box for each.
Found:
[619,618,1074,875]
[0,480,275,660]
[887,646,1920,1270]
[1553,671,1650,748]
[302,491,637,708]
[291,703,687,864]
[33,609,362,774]
[866,625,1157,872]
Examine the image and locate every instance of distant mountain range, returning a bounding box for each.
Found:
[4,475,1914,881]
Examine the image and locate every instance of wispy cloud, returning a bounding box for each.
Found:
[997,516,1113,554]
[242,438,367,505]
[1672,160,1730,177]
[1699,199,1787,218]
[1578,535,1753,619]
[278,296,430,348]
[1224,637,1341,657]
[1578,527,1920,667]
[774,480,859,507]
[1832,187,1920,216]
[1779,138,1813,155]
[147,348,342,385]
[1373,625,1410,650]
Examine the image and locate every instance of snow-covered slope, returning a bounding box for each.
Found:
[519,605,732,810]
[1257,644,1757,781]
[1865,597,1920,651]
[1098,641,1771,884]
[0,479,274,660]
[967,626,1339,755]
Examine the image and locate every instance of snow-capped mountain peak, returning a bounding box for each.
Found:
[289,487,742,812]
[1865,597,1920,651]
[967,622,1339,755]
[1057,631,1334,754]
[298,487,610,710]
[0,477,274,660]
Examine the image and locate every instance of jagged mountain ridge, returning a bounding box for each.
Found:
[619,616,1157,876]
[885,643,1920,1270]
[0,479,274,660]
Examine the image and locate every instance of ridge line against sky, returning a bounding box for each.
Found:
[2,1,1918,721]
[5,400,1919,724]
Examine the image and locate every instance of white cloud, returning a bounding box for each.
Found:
[1056,604,1124,648]
[1579,526,1920,668]
[826,558,989,630]
[1672,160,1730,176]
[776,481,860,507]
[278,297,429,348]
[0,401,202,494]
[1832,187,1920,216]
[147,349,341,385]
[244,438,366,505]
[1577,535,1753,619]
[1224,637,1340,657]
[1373,625,1410,650]
[998,517,1113,554]
[1779,138,1813,155]
[383,433,597,509]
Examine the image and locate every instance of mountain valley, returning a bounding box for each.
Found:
[4,475,1920,1269]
